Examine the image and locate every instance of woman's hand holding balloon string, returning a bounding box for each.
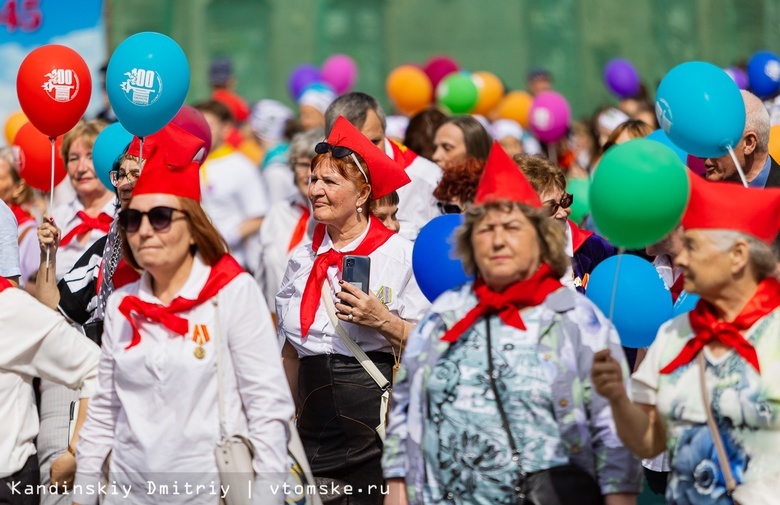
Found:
[335,280,412,349]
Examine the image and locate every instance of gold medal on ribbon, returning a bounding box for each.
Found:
[192,324,211,360]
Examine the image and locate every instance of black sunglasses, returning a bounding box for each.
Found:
[437,201,463,215]
[544,192,574,216]
[315,142,354,158]
[118,206,188,233]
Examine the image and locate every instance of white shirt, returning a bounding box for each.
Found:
[262,162,297,207]
[561,222,576,290]
[276,224,430,357]
[51,197,116,280]
[0,287,99,478]
[652,254,681,290]
[385,142,442,242]
[200,149,271,268]
[0,200,20,279]
[73,255,294,504]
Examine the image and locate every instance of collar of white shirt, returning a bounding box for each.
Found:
[314,221,371,255]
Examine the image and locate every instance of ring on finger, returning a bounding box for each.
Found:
[348,313,353,321]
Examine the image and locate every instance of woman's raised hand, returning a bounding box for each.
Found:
[37,214,61,256]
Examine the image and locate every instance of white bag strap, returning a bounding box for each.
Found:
[212,297,229,443]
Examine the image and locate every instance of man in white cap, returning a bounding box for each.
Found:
[299,85,337,131]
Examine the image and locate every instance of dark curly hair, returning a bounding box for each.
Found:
[432,157,485,206]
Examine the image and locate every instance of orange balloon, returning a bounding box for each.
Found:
[386,65,433,116]
[496,91,533,128]
[5,110,28,146]
[770,125,780,163]
[471,71,505,116]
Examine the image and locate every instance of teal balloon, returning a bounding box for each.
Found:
[590,139,689,249]
[436,73,478,114]
[566,177,590,224]
[655,61,745,159]
[673,292,699,317]
[107,32,190,137]
[646,129,687,164]
[92,122,133,190]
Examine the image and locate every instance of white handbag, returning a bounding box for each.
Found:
[211,297,322,505]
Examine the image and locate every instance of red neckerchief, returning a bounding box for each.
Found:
[9,203,34,227]
[299,216,394,338]
[287,203,311,253]
[568,220,593,253]
[389,139,418,169]
[118,254,244,350]
[441,263,564,343]
[670,274,685,303]
[60,211,113,246]
[0,276,12,292]
[660,278,780,374]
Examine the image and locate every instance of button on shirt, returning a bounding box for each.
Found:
[73,255,293,504]
[276,225,430,357]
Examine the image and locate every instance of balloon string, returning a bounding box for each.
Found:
[45,138,56,280]
[605,247,626,350]
[727,145,748,188]
[139,137,144,173]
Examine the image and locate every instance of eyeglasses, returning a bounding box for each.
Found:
[437,201,463,215]
[314,142,369,183]
[109,169,140,187]
[118,206,188,233]
[544,192,574,216]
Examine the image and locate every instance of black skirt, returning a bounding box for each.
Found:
[297,352,394,504]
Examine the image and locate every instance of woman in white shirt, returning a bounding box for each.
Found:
[73,127,293,505]
[276,116,429,504]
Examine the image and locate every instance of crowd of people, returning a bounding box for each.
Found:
[1,57,779,505]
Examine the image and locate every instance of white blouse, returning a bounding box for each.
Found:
[73,255,294,504]
[275,224,430,358]
[51,197,116,280]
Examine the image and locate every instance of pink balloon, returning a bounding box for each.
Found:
[172,105,212,161]
[321,54,358,95]
[423,56,459,89]
[686,153,707,176]
[529,91,571,143]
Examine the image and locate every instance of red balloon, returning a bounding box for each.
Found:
[16,44,92,138]
[171,106,212,160]
[423,56,459,89]
[13,122,66,192]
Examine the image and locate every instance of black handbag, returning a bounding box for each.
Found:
[484,317,604,505]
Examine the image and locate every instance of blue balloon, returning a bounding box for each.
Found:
[655,61,745,159]
[586,255,673,348]
[673,291,700,317]
[412,215,473,302]
[646,129,687,164]
[747,50,780,98]
[106,32,190,137]
[92,123,134,190]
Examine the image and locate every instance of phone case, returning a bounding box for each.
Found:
[342,255,371,294]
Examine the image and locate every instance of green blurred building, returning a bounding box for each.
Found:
[106,0,780,118]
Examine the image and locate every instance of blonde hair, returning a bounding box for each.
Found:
[61,119,107,160]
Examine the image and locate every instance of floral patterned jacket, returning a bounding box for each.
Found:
[382,283,643,503]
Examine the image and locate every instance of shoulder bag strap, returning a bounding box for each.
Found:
[698,351,738,494]
[212,296,229,444]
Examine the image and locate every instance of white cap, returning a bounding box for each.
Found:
[597,107,630,133]
[250,100,294,144]
[491,119,524,141]
[385,115,409,139]
[299,87,337,115]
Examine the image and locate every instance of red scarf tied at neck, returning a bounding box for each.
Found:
[299,216,394,338]
[9,203,34,227]
[660,277,780,374]
[118,255,244,349]
[60,211,113,246]
[441,263,563,343]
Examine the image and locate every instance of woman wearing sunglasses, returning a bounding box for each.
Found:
[72,127,294,504]
[276,116,429,504]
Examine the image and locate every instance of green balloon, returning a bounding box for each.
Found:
[436,74,478,114]
[567,177,591,224]
[590,138,689,249]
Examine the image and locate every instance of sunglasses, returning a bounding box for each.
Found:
[314,142,369,183]
[118,206,188,233]
[544,192,574,216]
[437,201,463,215]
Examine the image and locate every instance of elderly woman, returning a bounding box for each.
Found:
[593,175,780,505]
[276,116,429,504]
[432,116,492,169]
[382,143,641,505]
[0,147,37,290]
[432,157,485,215]
[73,126,293,505]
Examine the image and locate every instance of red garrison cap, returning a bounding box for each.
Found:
[682,171,780,244]
[474,142,543,207]
[326,116,410,199]
[128,122,206,167]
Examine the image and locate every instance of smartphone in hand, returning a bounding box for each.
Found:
[342,255,370,295]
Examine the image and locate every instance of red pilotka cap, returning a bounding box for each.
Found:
[326,116,411,199]
[682,172,780,244]
[128,122,207,167]
[474,142,543,207]
[131,124,206,202]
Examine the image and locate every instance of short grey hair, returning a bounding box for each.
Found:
[324,92,387,135]
[741,90,770,153]
[706,229,777,280]
[289,127,324,165]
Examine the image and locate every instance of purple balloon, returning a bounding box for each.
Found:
[529,91,571,143]
[604,58,641,98]
[288,64,323,100]
[321,54,358,95]
[172,105,212,160]
[724,66,749,90]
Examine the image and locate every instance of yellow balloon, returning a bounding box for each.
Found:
[495,91,533,128]
[386,65,433,116]
[5,110,28,146]
[770,125,780,163]
[471,71,504,116]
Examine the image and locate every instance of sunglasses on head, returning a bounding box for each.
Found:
[437,201,463,215]
[313,142,369,183]
[118,206,188,233]
[544,192,574,216]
